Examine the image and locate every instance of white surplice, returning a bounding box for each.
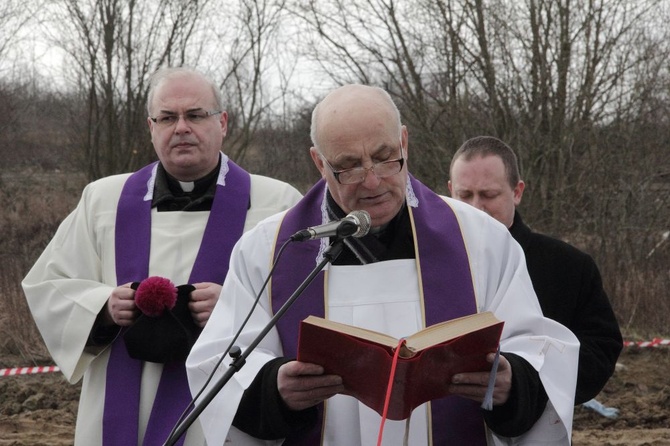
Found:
[22,166,303,446]
[186,196,579,446]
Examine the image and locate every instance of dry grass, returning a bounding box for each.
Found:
[616,267,670,339]
[0,169,85,363]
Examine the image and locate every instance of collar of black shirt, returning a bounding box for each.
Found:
[152,161,220,212]
[325,191,414,264]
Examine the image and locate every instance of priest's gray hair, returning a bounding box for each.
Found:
[146,67,223,116]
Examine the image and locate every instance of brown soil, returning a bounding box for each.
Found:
[0,346,668,445]
[0,367,78,446]
[572,346,670,445]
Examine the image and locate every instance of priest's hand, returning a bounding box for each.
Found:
[277,361,344,411]
[105,283,139,327]
[449,352,512,405]
[188,282,221,327]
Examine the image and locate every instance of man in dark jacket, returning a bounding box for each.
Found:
[448,136,622,405]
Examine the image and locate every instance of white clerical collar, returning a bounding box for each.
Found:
[368,223,387,235]
[179,181,195,192]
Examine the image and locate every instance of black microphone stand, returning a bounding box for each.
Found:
[164,239,346,446]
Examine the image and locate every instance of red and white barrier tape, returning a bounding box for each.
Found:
[1,339,667,377]
[623,338,670,348]
[0,365,60,376]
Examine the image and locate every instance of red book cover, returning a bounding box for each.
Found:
[297,311,504,420]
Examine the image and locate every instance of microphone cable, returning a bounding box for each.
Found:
[164,236,294,445]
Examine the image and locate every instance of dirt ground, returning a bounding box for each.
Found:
[0,346,668,445]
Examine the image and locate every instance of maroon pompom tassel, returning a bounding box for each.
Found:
[134,276,178,317]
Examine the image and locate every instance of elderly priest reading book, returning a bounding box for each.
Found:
[186,84,579,445]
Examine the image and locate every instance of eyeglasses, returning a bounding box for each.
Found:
[320,147,405,185]
[149,110,222,126]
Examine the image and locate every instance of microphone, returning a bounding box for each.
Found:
[291,210,371,242]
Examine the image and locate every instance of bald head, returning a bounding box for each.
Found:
[310,85,402,151]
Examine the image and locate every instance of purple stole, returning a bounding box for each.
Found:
[271,176,487,445]
[104,159,250,446]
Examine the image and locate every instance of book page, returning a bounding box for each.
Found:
[405,312,501,352]
[302,315,399,348]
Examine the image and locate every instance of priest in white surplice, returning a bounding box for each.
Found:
[186,84,579,445]
[22,67,302,446]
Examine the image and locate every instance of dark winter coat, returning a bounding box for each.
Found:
[509,211,623,404]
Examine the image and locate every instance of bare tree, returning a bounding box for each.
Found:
[288,0,469,185]
[44,0,298,179]
[198,0,295,166]
[287,0,670,335]
[46,0,207,180]
[0,0,37,62]
[289,0,666,190]
[0,0,41,138]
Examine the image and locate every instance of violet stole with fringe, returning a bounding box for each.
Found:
[270,176,487,445]
[104,160,250,446]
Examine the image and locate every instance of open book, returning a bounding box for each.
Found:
[297,311,504,420]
